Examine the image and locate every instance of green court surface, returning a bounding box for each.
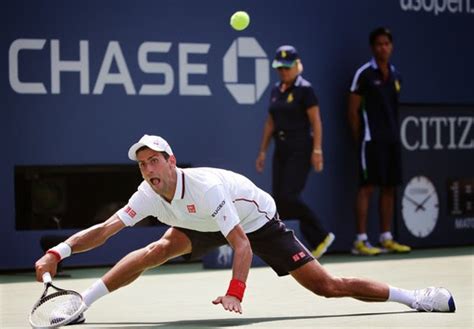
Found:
[1,247,472,328]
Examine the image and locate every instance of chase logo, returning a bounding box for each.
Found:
[223,37,269,104]
[8,37,270,105]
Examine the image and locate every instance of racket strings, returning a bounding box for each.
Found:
[30,291,83,327]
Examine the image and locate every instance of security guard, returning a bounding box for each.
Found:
[348,27,411,255]
[256,45,334,258]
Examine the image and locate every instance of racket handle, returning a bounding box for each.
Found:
[42,272,52,284]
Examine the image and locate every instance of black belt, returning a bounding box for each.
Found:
[274,130,309,141]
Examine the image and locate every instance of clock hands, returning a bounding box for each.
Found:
[403,195,426,211]
[415,192,433,212]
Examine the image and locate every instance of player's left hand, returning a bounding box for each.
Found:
[212,295,242,314]
[311,152,323,172]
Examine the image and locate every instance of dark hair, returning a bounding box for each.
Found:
[369,27,393,46]
[136,146,170,160]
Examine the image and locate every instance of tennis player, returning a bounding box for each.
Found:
[34,134,455,323]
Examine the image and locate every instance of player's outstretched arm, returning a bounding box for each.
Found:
[35,214,125,281]
[212,225,252,314]
[65,214,125,253]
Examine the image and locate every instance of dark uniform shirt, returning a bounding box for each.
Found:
[268,75,319,137]
[350,58,402,143]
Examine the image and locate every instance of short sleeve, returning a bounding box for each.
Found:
[267,86,278,114]
[204,185,240,237]
[302,86,319,110]
[116,190,155,227]
[350,70,367,95]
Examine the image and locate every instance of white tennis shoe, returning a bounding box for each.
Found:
[49,311,85,326]
[67,312,85,325]
[411,287,456,312]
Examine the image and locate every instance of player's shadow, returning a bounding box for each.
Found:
[85,310,416,328]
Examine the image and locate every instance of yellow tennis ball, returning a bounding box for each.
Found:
[230,11,250,31]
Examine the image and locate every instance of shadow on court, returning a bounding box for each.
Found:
[84,311,416,328]
[2,246,472,284]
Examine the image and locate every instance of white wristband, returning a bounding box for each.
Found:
[48,242,72,260]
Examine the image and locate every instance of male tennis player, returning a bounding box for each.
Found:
[34,134,455,323]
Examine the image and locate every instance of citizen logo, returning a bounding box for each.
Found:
[211,200,226,217]
[401,116,473,151]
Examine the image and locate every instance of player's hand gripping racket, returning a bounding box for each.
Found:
[29,272,86,328]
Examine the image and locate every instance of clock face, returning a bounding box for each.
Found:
[402,176,439,238]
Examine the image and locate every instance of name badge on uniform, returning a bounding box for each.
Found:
[287,92,294,103]
[395,80,401,92]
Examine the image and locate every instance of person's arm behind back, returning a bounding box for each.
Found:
[348,93,362,142]
[348,67,367,143]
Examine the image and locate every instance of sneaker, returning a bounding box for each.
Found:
[50,311,85,326]
[311,233,335,259]
[351,240,382,256]
[380,239,411,253]
[412,287,456,312]
[68,312,85,325]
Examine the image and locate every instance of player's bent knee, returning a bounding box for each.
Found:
[309,277,343,298]
[142,241,171,267]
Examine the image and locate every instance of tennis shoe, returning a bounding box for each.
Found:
[380,239,411,253]
[351,240,382,256]
[50,311,85,326]
[311,233,335,259]
[412,287,456,312]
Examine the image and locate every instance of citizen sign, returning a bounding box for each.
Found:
[400,116,474,151]
[8,37,269,105]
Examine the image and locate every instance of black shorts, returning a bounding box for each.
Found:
[175,218,314,276]
[359,141,402,186]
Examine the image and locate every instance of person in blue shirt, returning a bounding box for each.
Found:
[256,45,334,258]
[348,27,411,255]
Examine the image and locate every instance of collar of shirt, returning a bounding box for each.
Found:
[171,167,186,201]
[277,75,304,92]
[370,57,395,73]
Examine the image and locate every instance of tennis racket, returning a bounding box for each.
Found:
[29,272,86,328]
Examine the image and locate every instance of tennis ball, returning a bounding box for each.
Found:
[230,11,250,31]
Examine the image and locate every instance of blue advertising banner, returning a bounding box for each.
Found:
[1,0,473,269]
[397,105,474,246]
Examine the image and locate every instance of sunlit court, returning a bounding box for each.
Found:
[1,248,472,328]
[2,1,473,328]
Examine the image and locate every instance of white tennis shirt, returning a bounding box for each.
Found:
[116,167,276,237]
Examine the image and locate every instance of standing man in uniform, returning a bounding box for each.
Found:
[256,45,335,258]
[348,27,411,255]
[35,134,455,324]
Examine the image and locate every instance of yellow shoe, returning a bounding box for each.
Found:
[311,233,335,259]
[351,240,382,256]
[381,239,411,253]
